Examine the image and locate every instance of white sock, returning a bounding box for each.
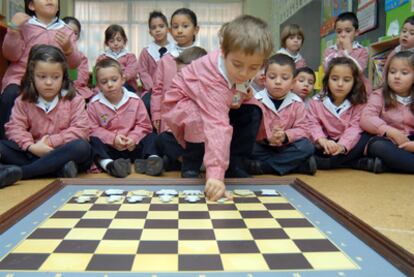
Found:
[148,155,159,159]
[99,159,113,171]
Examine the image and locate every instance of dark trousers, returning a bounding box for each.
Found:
[367,136,414,173]
[178,104,262,173]
[156,131,184,168]
[314,132,371,169]
[90,133,158,163]
[141,91,152,120]
[252,138,314,175]
[0,139,92,179]
[0,84,20,139]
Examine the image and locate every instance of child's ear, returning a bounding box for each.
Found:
[259,74,266,85]
[28,1,35,12]
[194,25,200,36]
[355,29,360,36]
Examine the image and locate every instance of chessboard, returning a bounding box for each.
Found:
[0,178,412,276]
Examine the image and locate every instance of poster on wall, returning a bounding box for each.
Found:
[385,0,409,12]
[357,0,377,34]
[320,0,353,37]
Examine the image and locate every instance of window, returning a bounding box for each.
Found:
[74,0,243,69]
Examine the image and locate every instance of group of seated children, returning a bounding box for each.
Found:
[0,0,413,202]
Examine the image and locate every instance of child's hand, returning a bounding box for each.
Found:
[386,128,409,146]
[11,12,30,28]
[269,127,286,146]
[29,136,54,157]
[331,144,346,156]
[342,36,353,52]
[55,30,72,55]
[153,120,160,133]
[205,178,232,201]
[114,134,128,151]
[399,141,414,152]
[317,138,339,155]
[125,137,136,151]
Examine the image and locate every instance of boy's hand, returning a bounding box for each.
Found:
[317,138,339,155]
[55,30,72,55]
[341,36,353,52]
[205,178,233,201]
[125,137,136,151]
[331,144,346,156]
[114,134,128,151]
[268,127,286,146]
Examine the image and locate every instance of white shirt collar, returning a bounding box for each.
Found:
[169,42,196,58]
[104,48,128,60]
[395,45,414,53]
[147,41,175,62]
[28,16,65,30]
[395,94,412,106]
[322,96,352,118]
[255,89,302,113]
[91,87,139,111]
[277,48,303,63]
[35,90,68,113]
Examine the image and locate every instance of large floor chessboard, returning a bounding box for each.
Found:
[0,181,408,276]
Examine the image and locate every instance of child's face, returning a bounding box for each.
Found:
[107,32,126,53]
[96,67,125,103]
[149,17,169,44]
[34,61,63,102]
[67,22,80,41]
[388,58,414,97]
[335,20,357,43]
[252,69,265,87]
[265,63,294,99]
[170,15,199,47]
[293,72,315,99]
[29,0,59,20]
[328,64,354,104]
[285,34,303,53]
[223,50,265,85]
[400,23,414,49]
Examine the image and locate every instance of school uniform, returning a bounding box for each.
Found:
[252,90,314,175]
[0,17,81,139]
[150,44,196,123]
[277,48,307,68]
[307,96,369,169]
[323,41,372,95]
[96,49,139,92]
[161,49,262,180]
[0,93,91,179]
[360,89,414,173]
[87,88,158,163]
[73,52,94,100]
[137,41,174,93]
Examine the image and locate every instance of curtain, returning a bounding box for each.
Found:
[74,0,243,69]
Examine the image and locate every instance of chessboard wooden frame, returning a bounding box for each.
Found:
[0,177,413,276]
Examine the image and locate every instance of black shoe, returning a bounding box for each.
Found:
[181,170,200,178]
[162,155,181,171]
[354,157,374,172]
[135,156,164,176]
[296,156,317,175]
[58,161,78,178]
[107,158,131,178]
[0,165,22,188]
[373,157,388,173]
[243,159,266,175]
[225,165,251,178]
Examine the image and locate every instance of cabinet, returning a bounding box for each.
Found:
[368,36,399,89]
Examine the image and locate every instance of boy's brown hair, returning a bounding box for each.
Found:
[175,47,207,65]
[220,15,274,58]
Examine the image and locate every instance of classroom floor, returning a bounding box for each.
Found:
[0,169,413,255]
